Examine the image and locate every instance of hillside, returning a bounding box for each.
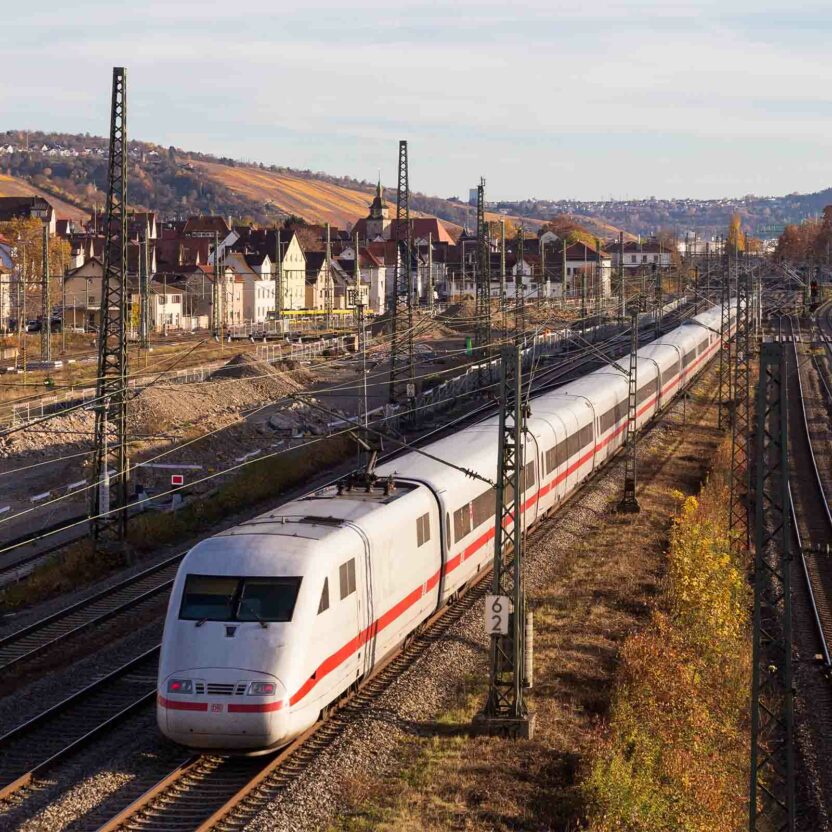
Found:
[0,131,597,238]
[0,173,88,222]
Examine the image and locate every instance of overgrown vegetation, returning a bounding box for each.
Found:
[583,439,750,832]
[127,433,351,551]
[1,434,352,610]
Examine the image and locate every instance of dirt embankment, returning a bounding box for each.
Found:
[0,353,330,521]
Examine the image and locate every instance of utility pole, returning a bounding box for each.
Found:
[212,231,222,339]
[618,230,625,320]
[515,228,525,343]
[40,224,51,362]
[729,267,752,553]
[388,139,415,407]
[274,226,283,329]
[90,66,129,544]
[475,177,491,355]
[500,220,507,329]
[427,231,434,315]
[618,306,640,512]
[353,228,368,434]
[717,259,732,429]
[324,222,333,331]
[473,342,534,739]
[749,340,794,832]
[580,273,587,336]
[594,237,602,315]
[139,224,149,350]
[653,263,662,340]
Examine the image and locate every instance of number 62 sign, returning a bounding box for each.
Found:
[485,595,510,635]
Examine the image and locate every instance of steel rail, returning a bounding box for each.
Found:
[786,313,832,668]
[0,647,160,802]
[94,311,721,832]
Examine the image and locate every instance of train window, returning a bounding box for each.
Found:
[339,559,356,600]
[318,578,330,614]
[520,461,536,491]
[683,349,695,367]
[566,433,579,459]
[179,575,237,621]
[179,575,302,623]
[556,439,568,467]
[417,513,431,546]
[545,446,557,474]
[237,577,302,622]
[579,424,594,450]
[472,489,495,527]
[636,380,657,405]
[454,505,472,542]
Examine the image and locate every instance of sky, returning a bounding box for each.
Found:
[4,0,832,202]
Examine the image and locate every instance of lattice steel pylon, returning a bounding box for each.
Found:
[514,228,525,344]
[274,226,283,323]
[618,306,640,512]
[749,339,794,832]
[473,342,533,738]
[617,230,625,319]
[324,222,333,331]
[40,223,51,362]
[388,140,415,406]
[212,231,222,339]
[718,268,732,429]
[653,263,662,340]
[475,178,491,354]
[139,223,149,350]
[729,267,752,553]
[90,67,129,543]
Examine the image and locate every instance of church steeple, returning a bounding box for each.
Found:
[368,178,389,222]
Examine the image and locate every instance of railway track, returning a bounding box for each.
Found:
[0,306,706,826]
[0,647,159,802]
[0,552,181,673]
[92,314,721,832]
[783,312,832,668]
[0,315,659,678]
[96,550,494,832]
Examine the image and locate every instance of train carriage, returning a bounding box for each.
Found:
[157,303,733,752]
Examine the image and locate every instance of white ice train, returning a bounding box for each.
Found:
[157,303,733,751]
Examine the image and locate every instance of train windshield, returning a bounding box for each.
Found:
[179,575,302,623]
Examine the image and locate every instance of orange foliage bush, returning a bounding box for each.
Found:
[584,440,751,832]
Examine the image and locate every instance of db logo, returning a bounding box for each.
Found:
[210,703,223,713]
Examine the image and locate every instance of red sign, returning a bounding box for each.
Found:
[171,474,185,487]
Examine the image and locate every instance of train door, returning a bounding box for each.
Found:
[523,433,541,528]
[354,531,375,681]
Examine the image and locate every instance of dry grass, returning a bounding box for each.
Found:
[329,367,726,832]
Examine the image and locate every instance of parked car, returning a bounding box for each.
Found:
[25,320,41,333]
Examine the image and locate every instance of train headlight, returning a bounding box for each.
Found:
[167,679,194,694]
[248,682,276,696]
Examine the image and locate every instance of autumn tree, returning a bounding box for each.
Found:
[541,215,596,246]
[726,212,745,254]
[0,217,72,312]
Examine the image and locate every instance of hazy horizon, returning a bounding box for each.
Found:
[4,1,831,203]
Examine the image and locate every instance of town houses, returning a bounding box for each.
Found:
[0,188,686,334]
